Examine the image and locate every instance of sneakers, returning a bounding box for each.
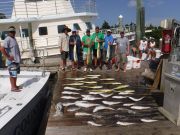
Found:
[84,68,87,72]
[89,68,93,72]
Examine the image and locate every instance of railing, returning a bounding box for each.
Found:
[0,0,97,19]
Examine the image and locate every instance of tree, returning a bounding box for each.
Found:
[101,20,110,29]
[0,13,6,19]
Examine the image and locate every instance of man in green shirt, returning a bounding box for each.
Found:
[91,26,104,69]
[82,29,94,72]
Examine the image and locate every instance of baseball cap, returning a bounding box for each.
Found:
[107,29,112,32]
[8,26,16,32]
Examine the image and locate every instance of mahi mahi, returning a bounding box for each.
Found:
[93,105,115,113]
[131,106,150,110]
[61,96,80,100]
[113,85,129,90]
[62,91,79,95]
[87,121,102,127]
[140,119,158,123]
[102,101,121,106]
[75,112,92,117]
[128,96,145,102]
[75,101,99,108]
[100,78,115,81]
[112,96,127,99]
[99,93,113,98]
[82,95,102,101]
[65,78,86,81]
[64,87,82,91]
[117,121,135,126]
[64,83,84,86]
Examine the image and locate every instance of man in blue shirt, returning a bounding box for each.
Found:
[103,29,114,69]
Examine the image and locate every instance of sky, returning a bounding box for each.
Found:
[95,0,180,26]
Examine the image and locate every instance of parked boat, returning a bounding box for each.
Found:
[0,70,51,135]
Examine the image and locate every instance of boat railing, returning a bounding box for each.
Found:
[0,0,97,19]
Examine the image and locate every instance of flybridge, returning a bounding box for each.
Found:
[0,0,97,19]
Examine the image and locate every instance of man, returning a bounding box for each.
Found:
[1,26,21,92]
[58,26,71,71]
[91,26,104,69]
[103,29,114,70]
[146,37,156,60]
[139,37,148,59]
[115,31,130,72]
[69,29,82,70]
[82,29,94,72]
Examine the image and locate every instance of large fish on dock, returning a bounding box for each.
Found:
[131,106,150,110]
[112,96,127,99]
[64,83,84,86]
[102,101,121,106]
[99,93,113,98]
[64,87,82,91]
[75,112,92,117]
[140,119,158,123]
[87,86,103,89]
[100,78,115,81]
[62,91,79,95]
[75,101,99,108]
[128,96,145,102]
[61,96,80,100]
[65,78,86,81]
[87,121,102,127]
[82,95,102,101]
[116,121,135,126]
[67,106,80,112]
[93,105,115,113]
[84,81,97,84]
[113,85,129,90]
[62,102,75,107]
[86,75,101,77]
[89,89,112,93]
[103,82,122,85]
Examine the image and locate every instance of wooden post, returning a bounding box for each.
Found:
[160,59,169,91]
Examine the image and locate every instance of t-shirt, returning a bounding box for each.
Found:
[116,37,129,53]
[104,35,114,50]
[82,35,93,53]
[139,40,148,51]
[3,36,21,64]
[58,33,70,52]
[91,32,104,49]
[69,35,81,53]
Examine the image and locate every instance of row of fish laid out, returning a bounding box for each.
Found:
[61,94,145,102]
[61,101,151,111]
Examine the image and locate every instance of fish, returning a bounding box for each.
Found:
[103,82,122,85]
[112,96,127,99]
[131,106,150,110]
[64,83,84,86]
[128,97,145,102]
[123,103,134,107]
[62,91,79,95]
[118,92,133,95]
[75,112,92,117]
[64,87,82,91]
[65,78,86,81]
[61,96,80,100]
[102,101,121,106]
[99,93,113,98]
[125,90,135,93]
[67,107,80,112]
[100,78,115,81]
[84,81,97,84]
[89,92,104,95]
[113,85,129,90]
[88,86,103,89]
[82,95,102,101]
[140,119,158,123]
[116,121,135,126]
[89,89,112,93]
[93,105,115,113]
[86,75,101,77]
[75,101,99,108]
[86,76,99,79]
[62,102,75,107]
[87,121,102,127]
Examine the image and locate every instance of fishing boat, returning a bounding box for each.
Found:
[0,70,51,135]
[0,0,98,61]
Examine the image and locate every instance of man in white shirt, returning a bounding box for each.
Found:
[58,26,71,71]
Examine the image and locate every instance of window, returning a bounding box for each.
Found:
[39,27,48,36]
[0,31,8,40]
[57,25,65,34]
[85,22,92,30]
[20,29,29,37]
[73,23,81,31]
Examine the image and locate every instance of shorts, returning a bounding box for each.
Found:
[60,51,68,60]
[93,49,103,58]
[117,53,128,64]
[8,62,20,78]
